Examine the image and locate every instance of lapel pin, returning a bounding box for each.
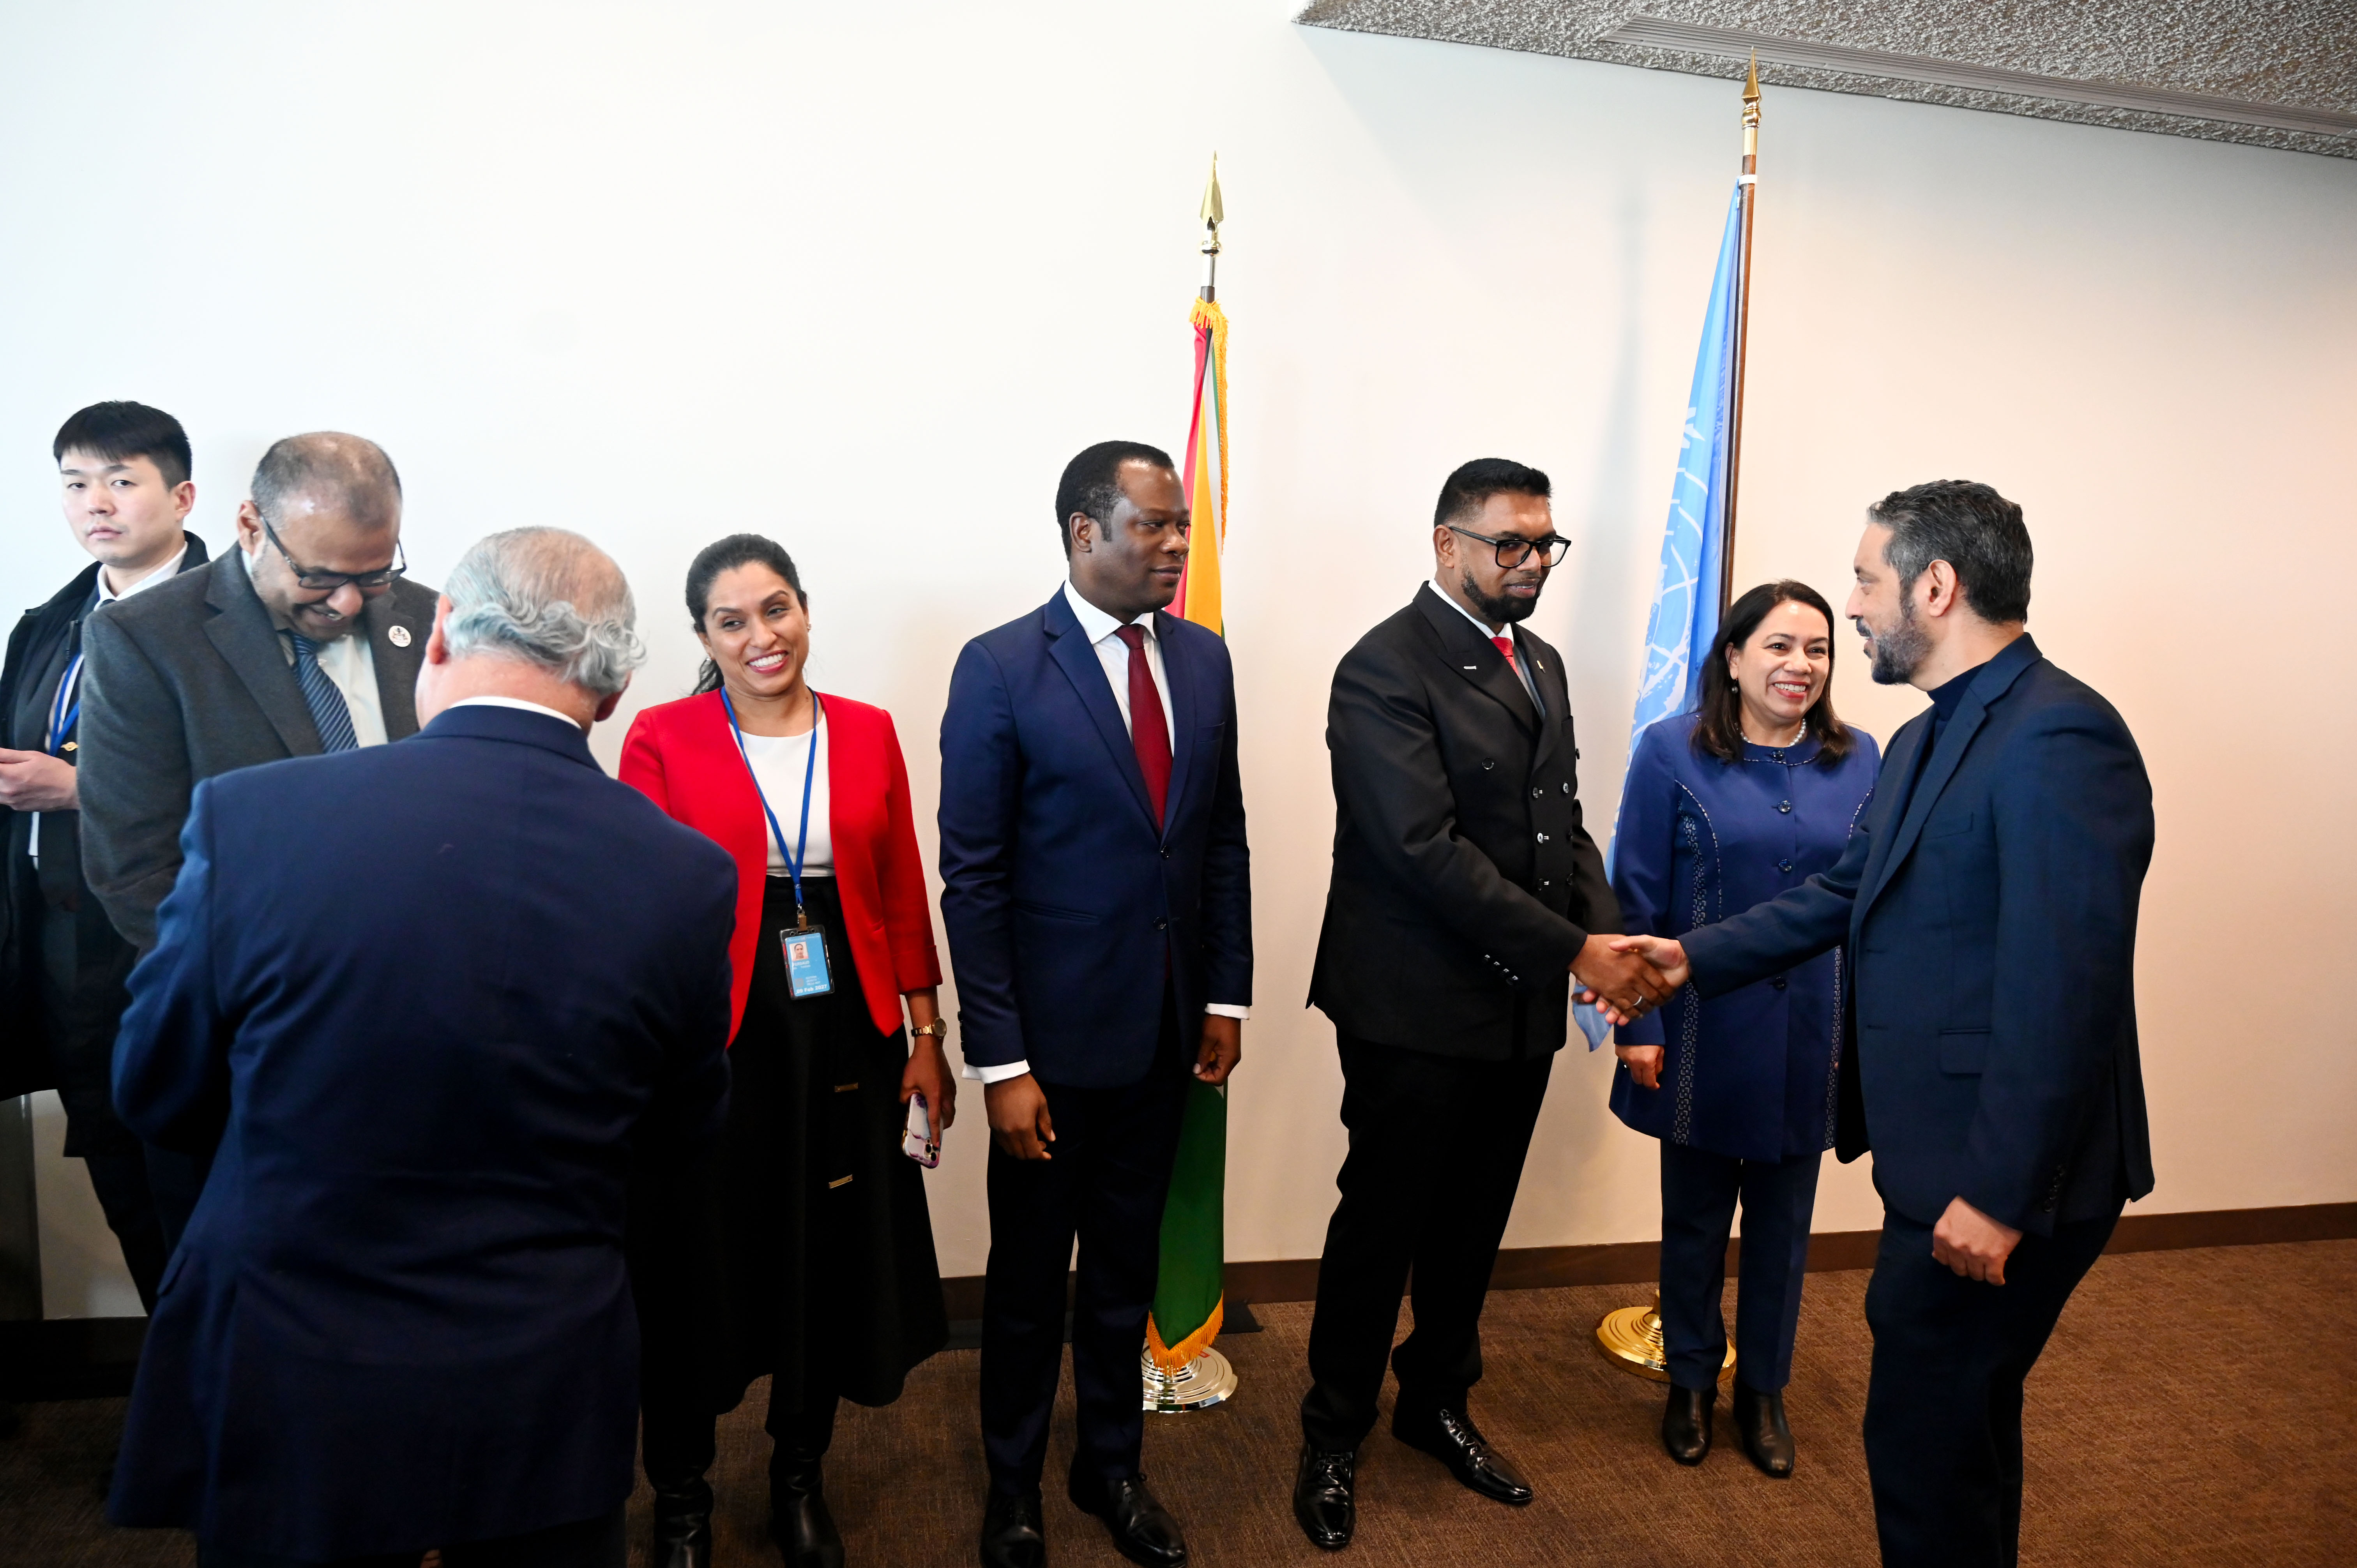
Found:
[387,624,412,648]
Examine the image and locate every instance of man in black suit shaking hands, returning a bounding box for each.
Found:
[1293,459,1670,1551]
[1612,482,2155,1568]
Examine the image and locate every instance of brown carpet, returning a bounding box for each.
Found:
[6,1240,2352,1566]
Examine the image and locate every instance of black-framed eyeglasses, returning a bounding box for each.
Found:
[262,515,407,592]
[1447,524,1570,570]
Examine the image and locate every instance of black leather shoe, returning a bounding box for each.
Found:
[774,1453,847,1566]
[979,1488,1047,1568]
[1069,1471,1187,1567]
[1662,1384,1714,1466]
[1292,1443,1356,1550]
[652,1503,713,1568]
[1391,1405,1533,1506]
[1732,1382,1795,1478]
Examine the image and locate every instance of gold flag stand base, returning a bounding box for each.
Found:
[1141,1345,1237,1413]
[1594,1288,1735,1384]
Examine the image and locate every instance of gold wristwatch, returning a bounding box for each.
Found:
[910,1020,951,1040]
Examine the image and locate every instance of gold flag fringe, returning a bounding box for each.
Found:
[1145,1294,1225,1374]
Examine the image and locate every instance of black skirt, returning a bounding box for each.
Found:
[638,874,948,1416]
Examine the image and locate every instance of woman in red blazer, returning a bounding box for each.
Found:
[620,534,952,1568]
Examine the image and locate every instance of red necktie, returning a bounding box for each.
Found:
[1491,634,1518,674]
[1116,625,1171,828]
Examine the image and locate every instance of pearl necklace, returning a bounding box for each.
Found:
[1741,719,1809,749]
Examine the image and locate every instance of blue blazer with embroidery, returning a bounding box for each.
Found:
[1679,636,2156,1234]
[1608,713,1880,1163]
[938,588,1251,1088]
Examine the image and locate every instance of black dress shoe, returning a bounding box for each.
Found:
[1069,1471,1187,1567]
[1732,1382,1795,1478]
[774,1453,847,1566]
[1391,1405,1533,1506]
[1662,1384,1714,1466]
[979,1489,1047,1568]
[652,1504,713,1568]
[1292,1442,1356,1551]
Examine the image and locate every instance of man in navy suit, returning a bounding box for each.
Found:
[108,528,737,1568]
[940,440,1252,1568]
[1614,481,2154,1568]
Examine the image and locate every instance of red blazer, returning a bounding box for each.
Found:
[619,689,942,1040]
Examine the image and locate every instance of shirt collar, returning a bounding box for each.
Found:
[94,543,189,607]
[1427,577,1509,641]
[1926,664,1979,725]
[451,695,587,732]
[1062,579,1155,646]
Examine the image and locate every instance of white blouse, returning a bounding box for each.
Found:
[738,712,833,878]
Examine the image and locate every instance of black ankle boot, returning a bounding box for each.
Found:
[1661,1384,1714,1466]
[772,1448,846,1568]
[652,1487,713,1568]
[1732,1381,1795,1477]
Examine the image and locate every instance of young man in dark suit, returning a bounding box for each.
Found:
[0,402,209,1308]
[76,431,435,1245]
[107,528,736,1568]
[1613,480,2155,1568]
[939,441,1252,1568]
[1292,459,1671,1550]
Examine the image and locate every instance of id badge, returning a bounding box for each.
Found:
[781,925,834,999]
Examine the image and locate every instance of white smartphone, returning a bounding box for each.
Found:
[903,1091,940,1168]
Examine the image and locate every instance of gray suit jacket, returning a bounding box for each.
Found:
[78,547,435,950]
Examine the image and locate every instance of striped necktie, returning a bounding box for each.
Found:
[289,633,359,752]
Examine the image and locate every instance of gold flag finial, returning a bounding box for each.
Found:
[1743,53,1761,124]
[1198,154,1224,300]
[1200,154,1224,230]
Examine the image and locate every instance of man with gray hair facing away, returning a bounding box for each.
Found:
[106,529,737,1568]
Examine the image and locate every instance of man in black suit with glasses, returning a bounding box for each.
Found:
[1292,458,1670,1552]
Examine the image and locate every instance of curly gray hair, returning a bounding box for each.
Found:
[441,528,645,698]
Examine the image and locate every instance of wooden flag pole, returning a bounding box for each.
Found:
[1721,56,1762,618]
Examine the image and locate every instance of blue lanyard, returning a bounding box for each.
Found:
[719,687,823,925]
[45,651,85,756]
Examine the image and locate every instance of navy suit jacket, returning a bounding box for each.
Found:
[1681,636,2155,1234]
[938,589,1251,1087]
[107,705,736,1559]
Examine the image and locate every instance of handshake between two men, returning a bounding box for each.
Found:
[1573,935,2027,1288]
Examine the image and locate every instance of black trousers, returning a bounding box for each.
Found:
[1657,1141,1822,1393]
[1863,1203,2118,1568]
[642,1380,839,1515]
[30,879,168,1308]
[979,999,1187,1493]
[194,1503,625,1568]
[1299,1037,1552,1452]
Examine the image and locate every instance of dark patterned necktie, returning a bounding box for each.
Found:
[289,633,359,752]
[1115,625,1170,827]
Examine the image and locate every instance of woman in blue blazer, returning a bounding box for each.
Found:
[1610,581,1879,1477]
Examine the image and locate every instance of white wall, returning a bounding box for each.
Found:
[3,2,2351,1292]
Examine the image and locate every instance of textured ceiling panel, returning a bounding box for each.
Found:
[1295,1,2357,159]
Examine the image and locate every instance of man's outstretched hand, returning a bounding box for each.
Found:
[1589,935,1691,1025]
[1573,934,1678,1021]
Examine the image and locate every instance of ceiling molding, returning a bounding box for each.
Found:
[1295,2,2357,160]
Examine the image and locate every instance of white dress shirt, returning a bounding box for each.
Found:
[30,545,189,865]
[1428,577,1542,711]
[449,695,585,729]
[964,582,1247,1086]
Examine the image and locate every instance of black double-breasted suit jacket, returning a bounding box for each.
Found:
[1311,584,1620,1059]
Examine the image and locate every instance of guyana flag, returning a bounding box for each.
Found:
[1146,294,1231,1374]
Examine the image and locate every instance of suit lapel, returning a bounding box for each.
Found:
[1414,586,1537,734]
[1043,594,1160,832]
[205,548,322,757]
[366,584,429,738]
[1520,628,1564,773]
[1157,611,1198,838]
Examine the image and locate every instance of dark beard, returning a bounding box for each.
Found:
[1459,569,1541,626]
[1865,599,1931,684]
